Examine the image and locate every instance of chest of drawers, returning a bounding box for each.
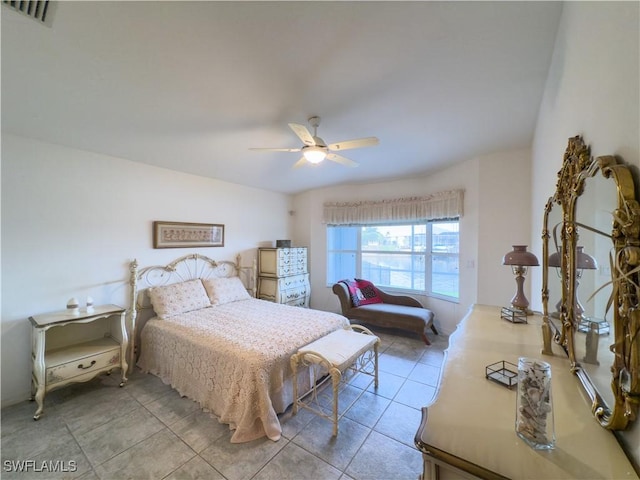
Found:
[258,247,310,307]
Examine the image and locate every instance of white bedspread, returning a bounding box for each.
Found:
[137,298,349,443]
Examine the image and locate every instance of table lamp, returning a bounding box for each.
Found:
[503,245,539,312]
[575,246,598,319]
[548,250,562,315]
[548,246,597,319]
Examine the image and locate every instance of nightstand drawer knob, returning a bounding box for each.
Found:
[77,360,96,370]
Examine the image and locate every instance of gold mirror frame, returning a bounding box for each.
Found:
[542,135,640,430]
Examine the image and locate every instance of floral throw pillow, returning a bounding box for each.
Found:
[202,276,251,305]
[148,279,210,319]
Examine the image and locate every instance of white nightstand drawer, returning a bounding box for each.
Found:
[46,338,121,385]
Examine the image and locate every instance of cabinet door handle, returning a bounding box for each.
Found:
[77,360,96,370]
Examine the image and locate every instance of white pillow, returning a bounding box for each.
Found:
[203,276,251,305]
[148,279,210,319]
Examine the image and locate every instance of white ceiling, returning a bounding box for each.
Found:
[1,1,562,195]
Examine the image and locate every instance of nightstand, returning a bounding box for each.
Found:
[29,304,128,420]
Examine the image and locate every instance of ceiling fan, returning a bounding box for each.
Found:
[250,116,379,168]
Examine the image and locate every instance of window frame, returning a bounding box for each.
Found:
[326,220,459,302]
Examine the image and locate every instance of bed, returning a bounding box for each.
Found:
[129,253,349,443]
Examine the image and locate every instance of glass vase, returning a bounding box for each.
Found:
[515,357,555,449]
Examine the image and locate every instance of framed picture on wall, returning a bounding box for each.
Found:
[153,221,225,249]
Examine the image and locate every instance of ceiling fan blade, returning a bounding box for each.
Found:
[328,137,379,151]
[288,123,316,146]
[326,153,359,168]
[292,157,307,169]
[249,147,301,152]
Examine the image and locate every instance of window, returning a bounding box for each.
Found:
[327,221,459,300]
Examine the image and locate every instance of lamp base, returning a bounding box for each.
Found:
[501,306,528,324]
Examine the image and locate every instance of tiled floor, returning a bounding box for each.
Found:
[1,328,448,480]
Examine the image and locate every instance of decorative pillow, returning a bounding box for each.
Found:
[148,279,210,319]
[340,278,383,307]
[202,276,251,305]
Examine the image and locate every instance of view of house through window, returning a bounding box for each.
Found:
[327,221,459,300]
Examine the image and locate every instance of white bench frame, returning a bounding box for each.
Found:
[290,325,380,435]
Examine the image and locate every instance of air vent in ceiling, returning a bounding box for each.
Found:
[2,1,55,26]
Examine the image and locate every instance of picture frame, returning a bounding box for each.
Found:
[153,221,224,249]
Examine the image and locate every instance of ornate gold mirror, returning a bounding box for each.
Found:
[542,135,640,430]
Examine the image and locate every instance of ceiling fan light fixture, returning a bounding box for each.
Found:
[251,116,376,169]
[303,146,326,164]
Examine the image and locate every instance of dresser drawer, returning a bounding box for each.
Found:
[258,273,310,307]
[279,275,309,290]
[281,285,309,304]
[258,274,308,296]
[284,297,307,308]
[45,338,121,385]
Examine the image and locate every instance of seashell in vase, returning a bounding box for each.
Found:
[515,357,555,449]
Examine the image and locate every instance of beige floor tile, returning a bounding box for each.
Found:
[394,379,437,409]
[169,408,230,453]
[199,431,285,480]
[74,406,164,466]
[164,455,225,480]
[253,442,342,480]
[346,430,422,480]
[94,428,195,479]
[373,401,422,447]
[292,415,370,470]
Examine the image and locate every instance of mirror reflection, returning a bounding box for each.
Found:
[547,206,563,330]
[574,173,617,410]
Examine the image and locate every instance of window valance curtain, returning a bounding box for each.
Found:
[322,189,464,225]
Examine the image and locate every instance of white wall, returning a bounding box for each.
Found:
[477,149,534,309]
[531,1,640,311]
[1,134,292,406]
[530,1,639,466]
[292,147,531,335]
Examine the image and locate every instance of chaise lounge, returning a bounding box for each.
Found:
[332,280,438,345]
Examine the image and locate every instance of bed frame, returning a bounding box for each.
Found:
[128,253,256,366]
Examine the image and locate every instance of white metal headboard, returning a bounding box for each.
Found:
[128,253,256,363]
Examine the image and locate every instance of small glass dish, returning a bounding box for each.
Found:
[486,360,518,389]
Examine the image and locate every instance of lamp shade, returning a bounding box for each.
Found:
[303,146,327,164]
[548,251,561,268]
[503,245,539,267]
[577,246,597,270]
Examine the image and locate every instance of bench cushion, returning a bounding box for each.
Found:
[298,329,379,371]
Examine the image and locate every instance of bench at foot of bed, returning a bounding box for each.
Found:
[290,325,380,436]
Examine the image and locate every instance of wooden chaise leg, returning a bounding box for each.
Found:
[430,324,439,335]
[421,332,432,346]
